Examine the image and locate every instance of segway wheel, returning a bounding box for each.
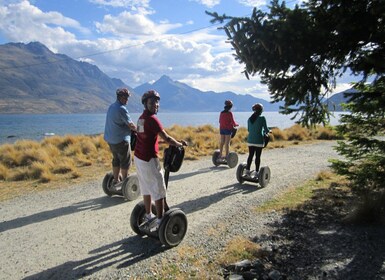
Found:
[212,150,221,166]
[122,174,140,201]
[236,163,246,184]
[259,166,271,188]
[102,173,114,196]
[227,152,238,168]
[158,208,188,247]
[130,201,156,236]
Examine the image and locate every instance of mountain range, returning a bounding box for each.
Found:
[0,42,351,114]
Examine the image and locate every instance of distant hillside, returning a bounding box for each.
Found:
[0,42,142,113]
[325,88,359,111]
[0,41,352,114]
[134,75,282,112]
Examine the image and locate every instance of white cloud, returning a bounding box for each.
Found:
[89,0,153,16]
[0,1,88,46]
[95,11,182,36]
[89,0,150,9]
[190,0,221,8]
[237,0,267,7]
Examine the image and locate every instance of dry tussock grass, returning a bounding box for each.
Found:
[217,236,268,266]
[0,125,339,201]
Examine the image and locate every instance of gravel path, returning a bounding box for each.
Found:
[0,141,340,280]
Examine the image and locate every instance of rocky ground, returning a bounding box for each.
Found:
[223,186,385,280]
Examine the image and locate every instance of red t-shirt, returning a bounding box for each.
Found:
[134,110,163,161]
[219,111,238,130]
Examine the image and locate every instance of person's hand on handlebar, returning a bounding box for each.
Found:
[179,140,188,146]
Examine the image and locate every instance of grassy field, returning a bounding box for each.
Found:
[0,124,340,201]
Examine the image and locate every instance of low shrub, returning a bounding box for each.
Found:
[284,124,310,141]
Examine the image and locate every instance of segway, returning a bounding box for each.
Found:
[102,172,140,201]
[130,145,188,247]
[212,126,239,168]
[212,150,238,168]
[236,163,271,187]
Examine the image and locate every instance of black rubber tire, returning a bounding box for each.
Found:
[236,163,246,184]
[259,166,271,188]
[130,201,156,236]
[227,152,238,168]
[212,150,220,166]
[122,174,140,201]
[158,208,188,247]
[102,173,114,196]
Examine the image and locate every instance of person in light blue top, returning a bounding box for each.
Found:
[246,103,270,177]
[104,88,137,185]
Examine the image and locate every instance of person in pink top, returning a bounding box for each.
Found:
[219,100,239,159]
[134,90,187,232]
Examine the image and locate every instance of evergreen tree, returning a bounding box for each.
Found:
[332,79,385,196]
[208,0,385,126]
[208,0,385,219]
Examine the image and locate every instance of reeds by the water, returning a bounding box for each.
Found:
[0,124,340,184]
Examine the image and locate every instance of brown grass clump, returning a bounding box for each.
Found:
[270,127,287,141]
[52,158,77,174]
[0,163,9,180]
[29,161,52,180]
[284,124,311,141]
[316,170,334,181]
[0,143,20,167]
[313,126,341,140]
[217,236,267,266]
[0,134,106,186]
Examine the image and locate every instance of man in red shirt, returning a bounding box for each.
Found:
[134,90,186,232]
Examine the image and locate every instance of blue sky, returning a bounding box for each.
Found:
[0,0,354,100]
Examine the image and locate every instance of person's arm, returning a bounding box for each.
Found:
[230,112,239,127]
[120,108,137,132]
[128,121,137,132]
[159,130,187,147]
[263,117,270,134]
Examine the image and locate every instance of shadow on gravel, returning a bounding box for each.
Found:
[173,182,262,215]
[253,187,385,279]
[0,196,126,233]
[169,166,229,182]
[23,235,169,280]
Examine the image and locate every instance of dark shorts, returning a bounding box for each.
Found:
[220,129,232,135]
[108,141,131,169]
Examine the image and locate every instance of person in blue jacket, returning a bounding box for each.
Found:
[104,88,137,185]
[246,103,270,178]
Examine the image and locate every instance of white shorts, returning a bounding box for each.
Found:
[134,156,166,201]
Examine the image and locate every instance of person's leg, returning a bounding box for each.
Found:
[224,135,231,157]
[135,156,153,217]
[246,146,256,170]
[255,147,263,171]
[118,142,131,180]
[219,134,225,157]
[143,194,152,215]
[112,166,120,182]
[109,143,121,182]
[151,158,166,219]
[155,198,164,219]
[120,168,128,179]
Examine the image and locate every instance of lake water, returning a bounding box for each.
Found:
[0,111,345,145]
